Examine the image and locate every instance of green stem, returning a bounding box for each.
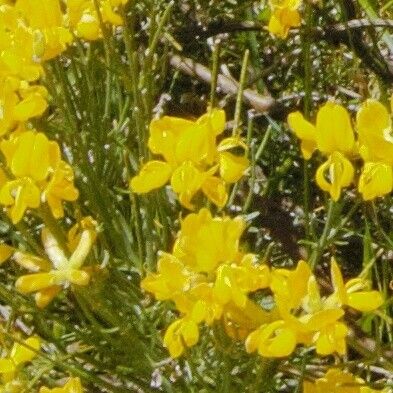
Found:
[310,199,336,269]
[232,49,249,136]
[302,1,314,242]
[209,43,221,109]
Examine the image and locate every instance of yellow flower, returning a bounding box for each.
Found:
[130,109,248,209]
[0,337,40,382]
[315,151,354,201]
[313,321,348,356]
[173,208,245,273]
[141,253,192,301]
[15,221,97,307]
[39,377,83,393]
[163,316,201,358]
[288,102,355,157]
[141,209,274,358]
[15,0,73,60]
[303,369,387,393]
[43,161,79,219]
[0,77,47,136]
[0,8,42,81]
[267,0,301,38]
[358,162,393,201]
[246,320,297,357]
[356,99,393,165]
[170,162,228,209]
[268,7,301,38]
[0,176,41,224]
[327,258,384,312]
[217,137,249,183]
[66,0,128,41]
[0,131,78,223]
[287,111,317,159]
[1,131,56,182]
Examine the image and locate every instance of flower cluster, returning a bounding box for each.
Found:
[130,110,249,209]
[0,130,79,223]
[141,208,271,357]
[267,0,301,38]
[304,368,388,393]
[141,209,383,358]
[246,258,383,358]
[288,99,393,201]
[0,217,97,307]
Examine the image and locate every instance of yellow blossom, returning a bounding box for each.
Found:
[15,0,73,60]
[0,7,42,81]
[356,99,393,165]
[355,99,393,201]
[0,77,47,136]
[173,208,245,273]
[163,316,201,358]
[288,102,355,158]
[0,337,40,382]
[141,209,273,358]
[304,369,387,393]
[15,221,97,307]
[130,109,248,209]
[358,162,393,200]
[315,151,354,202]
[288,103,356,200]
[141,253,193,301]
[0,130,78,223]
[246,319,297,357]
[327,258,384,312]
[66,0,128,41]
[43,161,79,219]
[268,0,301,38]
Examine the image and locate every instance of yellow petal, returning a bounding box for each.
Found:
[201,176,228,207]
[148,116,194,164]
[175,123,211,164]
[358,162,393,201]
[316,102,355,154]
[0,243,14,264]
[163,319,184,358]
[266,327,297,357]
[356,100,391,144]
[11,336,40,366]
[170,162,205,209]
[315,152,354,201]
[347,291,383,312]
[15,0,63,28]
[268,8,300,39]
[197,108,226,136]
[330,258,347,305]
[15,272,58,293]
[0,359,15,374]
[35,286,62,308]
[65,269,90,286]
[68,228,95,269]
[130,160,172,193]
[287,111,317,160]
[181,319,199,347]
[304,309,344,331]
[76,16,101,41]
[12,94,48,122]
[219,152,249,183]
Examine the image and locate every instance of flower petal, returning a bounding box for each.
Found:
[130,160,172,194]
